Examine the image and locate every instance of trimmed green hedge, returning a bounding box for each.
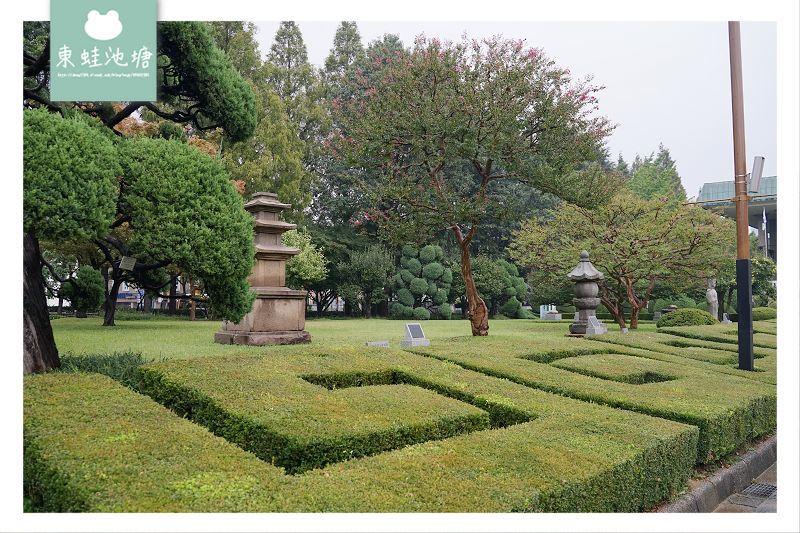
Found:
[138,364,490,474]
[751,307,777,321]
[587,331,776,385]
[659,324,777,349]
[407,335,776,462]
[656,308,716,328]
[24,373,285,512]
[26,355,699,512]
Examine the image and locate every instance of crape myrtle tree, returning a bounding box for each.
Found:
[509,193,735,329]
[334,36,617,336]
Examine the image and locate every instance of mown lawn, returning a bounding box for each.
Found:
[51,315,657,360]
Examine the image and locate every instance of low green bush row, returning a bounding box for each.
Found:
[751,307,777,321]
[656,308,716,328]
[138,366,490,474]
[659,324,777,349]
[587,332,776,385]
[407,335,776,462]
[25,359,699,512]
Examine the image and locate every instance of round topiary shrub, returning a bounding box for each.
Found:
[409,277,429,296]
[412,307,431,320]
[401,244,418,258]
[419,245,438,264]
[438,305,452,320]
[389,302,405,319]
[440,268,453,284]
[432,288,448,306]
[396,288,414,307]
[399,269,415,284]
[656,308,717,328]
[751,307,777,321]
[422,261,444,280]
[406,258,423,277]
[401,305,415,319]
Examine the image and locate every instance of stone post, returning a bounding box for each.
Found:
[214,192,311,345]
[567,250,607,336]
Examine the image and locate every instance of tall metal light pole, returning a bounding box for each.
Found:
[728,21,754,370]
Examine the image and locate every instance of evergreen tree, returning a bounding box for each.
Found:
[625,144,686,203]
[324,22,366,85]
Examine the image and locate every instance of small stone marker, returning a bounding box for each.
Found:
[722,313,732,324]
[118,256,137,271]
[653,311,662,321]
[586,316,608,335]
[399,323,430,348]
[366,341,390,348]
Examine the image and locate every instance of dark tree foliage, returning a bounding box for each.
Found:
[23,21,256,142]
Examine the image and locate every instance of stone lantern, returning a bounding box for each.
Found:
[214,192,311,345]
[567,250,607,336]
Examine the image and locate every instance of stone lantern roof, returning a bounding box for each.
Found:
[567,250,604,281]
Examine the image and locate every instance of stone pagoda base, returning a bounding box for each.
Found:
[214,330,311,346]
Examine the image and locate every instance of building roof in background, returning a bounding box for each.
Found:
[697,176,777,202]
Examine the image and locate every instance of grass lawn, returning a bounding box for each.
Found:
[52,316,657,360]
[25,315,774,512]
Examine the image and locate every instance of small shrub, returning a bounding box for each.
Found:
[406,258,422,277]
[438,305,452,320]
[418,245,437,264]
[409,277,429,296]
[60,266,105,315]
[396,289,414,307]
[401,305,415,319]
[656,308,716,328]
[389,302,405,319]
[412,307,431,320]
[752,307,776,321]
[499,296,522,318]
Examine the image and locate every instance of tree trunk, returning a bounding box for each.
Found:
[103,278,121,326]
[168,278,177,315]
[363,295,372,318]
[459,243,488,336]
[101,266,109,316]
[57,296,63,315]
[143,294,152,313]
[630,306,641,329]
[23,232,60,374]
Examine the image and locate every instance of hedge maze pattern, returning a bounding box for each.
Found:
[24,322,776,512]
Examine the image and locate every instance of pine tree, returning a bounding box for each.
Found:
[324,22,366,82]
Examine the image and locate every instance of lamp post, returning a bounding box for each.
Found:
[728,21,754,370]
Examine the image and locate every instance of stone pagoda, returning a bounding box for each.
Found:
[567,250,607,336]
[214,192,311,345]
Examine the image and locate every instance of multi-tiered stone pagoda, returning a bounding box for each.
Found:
[214,192,311,345]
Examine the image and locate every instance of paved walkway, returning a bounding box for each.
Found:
[713,462,776,513]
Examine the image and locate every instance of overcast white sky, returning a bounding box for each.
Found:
[254,21,776,198]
